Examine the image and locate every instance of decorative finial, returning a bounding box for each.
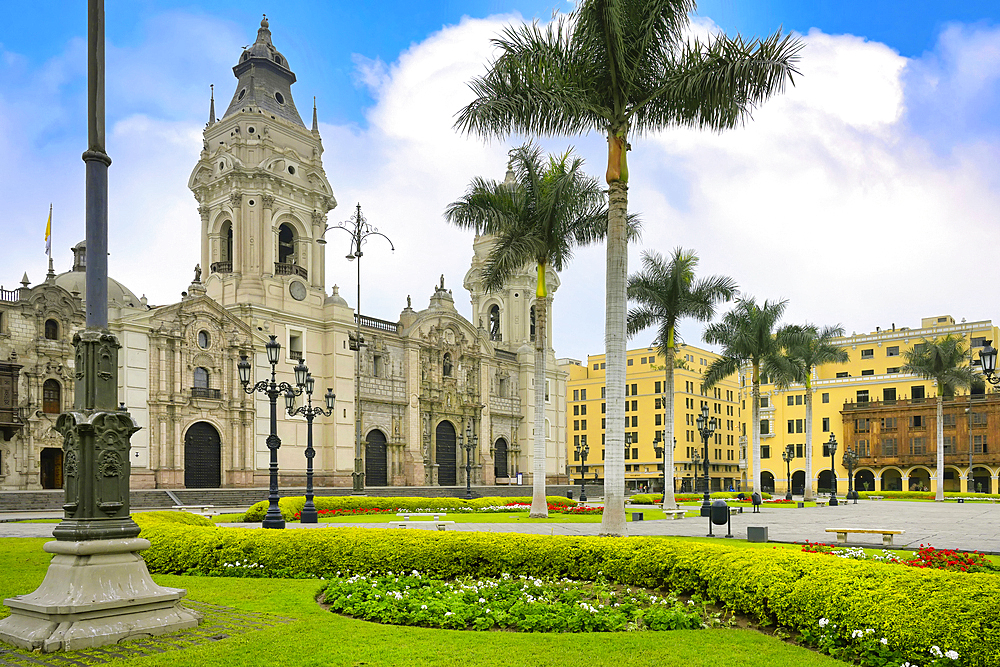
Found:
[261,13,268,29]
[208,84,216,124]
[312,96,319,132]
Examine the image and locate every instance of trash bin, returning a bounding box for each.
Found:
[567,490,573,500]
[632,512,644,521]
[710,500,729,525]
[747,526,768,543]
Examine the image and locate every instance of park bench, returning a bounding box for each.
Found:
[867,496,884,500]
[395,512,445,520]
[173,505,216,516]
[664,509,686,520]
[388,520,455,531]
[825,528,904,546]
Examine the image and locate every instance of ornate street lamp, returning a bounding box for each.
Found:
[460,420,478,500]
[842,445,859,503]
[782,444,795,500]
[238,336,306,529]
[696,404,717,517]
[691,449,702,494]
[575,439,590,502]
[285,371,335,523]
[826,432,839,506]
[331,203,395,492]
[979,341,999,385]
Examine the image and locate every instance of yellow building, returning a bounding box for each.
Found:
[565,344,744,493]
[749,315,1000,496]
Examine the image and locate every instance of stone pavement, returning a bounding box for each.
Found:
[4,501,999,553]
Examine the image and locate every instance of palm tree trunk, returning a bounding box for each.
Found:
[529,291,549,518]
[600,178,628,536]
[662,343,677,510]
[936,394,944,502]
[752,362,762,493]
[803,376,814,501]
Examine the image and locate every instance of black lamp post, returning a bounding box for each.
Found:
[575,440,590,502]
[460,420,478,500]
[332,203,395,493]
[826,432,839,506]
[782,444,795,500]
[980,341,999,385]
[238,336,306,529]
[285,371,335,523]
[696,405,717,517]
[691,449,702,494]
[843,446,859,503]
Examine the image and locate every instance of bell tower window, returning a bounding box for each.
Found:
[489,305,501,342]
[44,319,59,340]
[42,379,61,414]
[278,224,295,264]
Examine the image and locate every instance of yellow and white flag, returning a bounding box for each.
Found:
[45,204,52,258]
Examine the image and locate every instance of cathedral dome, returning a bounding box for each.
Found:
[53,241,142,308]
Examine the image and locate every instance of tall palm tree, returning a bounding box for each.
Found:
[455,0,801,535]
[783,325,849,501]
[626,248,736,510]
[445,142,609,518]
[902,335,975,502]
[703,297,799,493]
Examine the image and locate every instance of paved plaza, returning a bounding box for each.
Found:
[4,500,998,554]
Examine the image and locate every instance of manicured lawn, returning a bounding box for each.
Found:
[0,537,848,667]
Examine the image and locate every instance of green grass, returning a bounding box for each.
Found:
[0,537,847,667]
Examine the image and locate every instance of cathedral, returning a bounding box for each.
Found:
[0,18,568,491]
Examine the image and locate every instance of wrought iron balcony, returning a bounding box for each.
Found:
[191,387,222,399]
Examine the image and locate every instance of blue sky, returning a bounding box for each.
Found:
[2,2,1000,362]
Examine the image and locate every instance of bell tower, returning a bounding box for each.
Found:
[188,16,336,311]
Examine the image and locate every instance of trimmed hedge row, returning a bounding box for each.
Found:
[133,511,215,528]
[855,491,1000,501]
[628,492,772,504]
[242,495,575,522]
[139,525,1000,667]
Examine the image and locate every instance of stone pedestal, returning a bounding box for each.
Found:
[0,537,200,652]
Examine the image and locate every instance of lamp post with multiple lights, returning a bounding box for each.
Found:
[575,439,590,502]
[285,371,335,523]
[696,405,717,516]
[826,432,839,506]
[330,203,394,492]
[238,336,307,529]
[460,420,478,500]
[782,444,795,500]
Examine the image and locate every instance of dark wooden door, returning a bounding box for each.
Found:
[40,448,63,489]
[436,421,456,486]
[493,438,508,479]
[184,422,221,488]
[365,429,388,487]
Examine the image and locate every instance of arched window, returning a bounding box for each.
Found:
[44,319,59,340]
[194,367,209,389]
[221,220,233,263]
[442,353,453,377]
[529,305,536,342]
[42,379,61,414]
[198,331,210,349]
[489,304,501,341]
[278,223,295,264]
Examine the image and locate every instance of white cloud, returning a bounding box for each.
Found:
[2,8,999,366]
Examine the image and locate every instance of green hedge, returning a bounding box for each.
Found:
[133,510,215,529]
[140,525,1000,666]
[242,495,576,522]
[855,491,1000,501]
[628,492,772,504]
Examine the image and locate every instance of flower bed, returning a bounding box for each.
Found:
[321,571,712,632]
[293,507,396,521]
[243,495,576,522]
[802,542,999,574]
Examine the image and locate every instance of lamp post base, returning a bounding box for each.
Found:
[352,461,365,493]
[262,507,285,530]
[300,503,318,524]
[829,496,839,506]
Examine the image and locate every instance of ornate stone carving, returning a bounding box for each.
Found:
[261,194,275,208]
[229,192,243,207]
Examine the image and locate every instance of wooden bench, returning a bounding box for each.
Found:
[825,528,904,546]
[395,513,445,520]
[173,505,216,516]
[388,521,455,531]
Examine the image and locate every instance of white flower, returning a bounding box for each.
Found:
[881,638,888,646]
[420,605,427,610]
[852,630,864,639]
[479,597,486,603]
[445,611,453,617]
[930,646,943,658]
[945,650,959,660]
[819,618,830,628]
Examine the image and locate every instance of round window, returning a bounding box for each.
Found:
[248,199,255,206]
[198,330,210,349]
[287,165,296,175]
[219,161,225,170]
[238,88,246,101]
[274,91,285,105]
[248,126,255,134]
